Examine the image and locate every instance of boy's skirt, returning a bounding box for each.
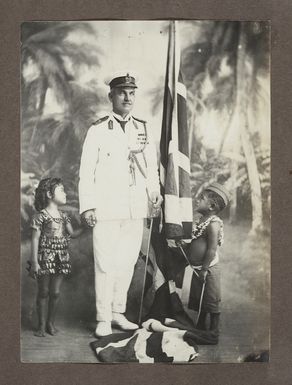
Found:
[189,263,221,313]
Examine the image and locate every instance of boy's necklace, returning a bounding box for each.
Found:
[192,215,224,245]
[198,214,213,225]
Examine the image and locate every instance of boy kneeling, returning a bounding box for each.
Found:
[188,182,230,334]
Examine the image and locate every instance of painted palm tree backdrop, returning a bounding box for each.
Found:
[183,21,270,233]
[149,21,270,233]
[21,21,107,232]
[21,20,270,237]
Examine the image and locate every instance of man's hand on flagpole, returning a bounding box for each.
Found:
[149,191,163,218]
[150,191,163,208]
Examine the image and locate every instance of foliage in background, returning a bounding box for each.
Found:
[21,22,107,236]
[150,21,270,230]
[181,21,270,231]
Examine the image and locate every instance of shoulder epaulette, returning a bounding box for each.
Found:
[133,116,147,124]
[92,116,109,125]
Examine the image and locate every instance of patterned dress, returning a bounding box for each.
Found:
[28,210,72,275]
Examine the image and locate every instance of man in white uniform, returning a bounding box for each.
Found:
[79,73,162,337]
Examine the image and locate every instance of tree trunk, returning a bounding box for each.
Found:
[29,75,48,147]
[217,107,240,223]
[236,23,263,232]
[229,141,240,224]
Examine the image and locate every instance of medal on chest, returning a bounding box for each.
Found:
[127,124,148,187]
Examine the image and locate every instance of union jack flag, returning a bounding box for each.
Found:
[159,20,193,239]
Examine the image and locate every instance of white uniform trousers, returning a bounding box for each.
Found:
[92,218,144,321]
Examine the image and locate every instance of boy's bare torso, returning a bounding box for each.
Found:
[188,233,208,266]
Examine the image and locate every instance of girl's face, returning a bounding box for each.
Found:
[195,192,212,214]
[51,184,66,205]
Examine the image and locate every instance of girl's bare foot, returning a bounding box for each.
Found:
[46,322,59,336]
[34,329,46,337]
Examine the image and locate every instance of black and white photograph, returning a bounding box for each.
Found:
[20,20,270,363]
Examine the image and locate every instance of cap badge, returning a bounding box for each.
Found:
[125,73,131,83]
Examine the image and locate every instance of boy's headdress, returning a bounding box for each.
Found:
[206,182,231,208]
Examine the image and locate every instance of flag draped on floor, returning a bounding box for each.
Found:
[91,326,199,363]
[160,20,193,240]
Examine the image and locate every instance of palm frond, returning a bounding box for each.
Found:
[22,21,96,45]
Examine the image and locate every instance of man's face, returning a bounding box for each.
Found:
[109,87,136,117]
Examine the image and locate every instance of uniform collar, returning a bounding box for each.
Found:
[112,111,132,122]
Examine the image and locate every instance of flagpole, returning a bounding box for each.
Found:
[196,281,206,326]
[138,217,154,326]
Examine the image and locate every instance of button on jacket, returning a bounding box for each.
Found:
[78,113,160,220]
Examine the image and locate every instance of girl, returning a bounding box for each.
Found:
[28,177,83,337]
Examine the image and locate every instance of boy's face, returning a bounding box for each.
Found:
[195,192,212,214]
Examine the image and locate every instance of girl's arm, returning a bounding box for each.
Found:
[199,221,220,281]
[66,222,84,238]
[30,228,41,276]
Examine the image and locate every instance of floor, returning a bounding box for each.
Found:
[21,223,270,364]
[21,303,269,363]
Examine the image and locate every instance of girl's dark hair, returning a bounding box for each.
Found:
[205,190,226,213]
[34,177,63,211]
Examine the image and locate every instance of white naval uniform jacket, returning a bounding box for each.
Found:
[78,113,160,220]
